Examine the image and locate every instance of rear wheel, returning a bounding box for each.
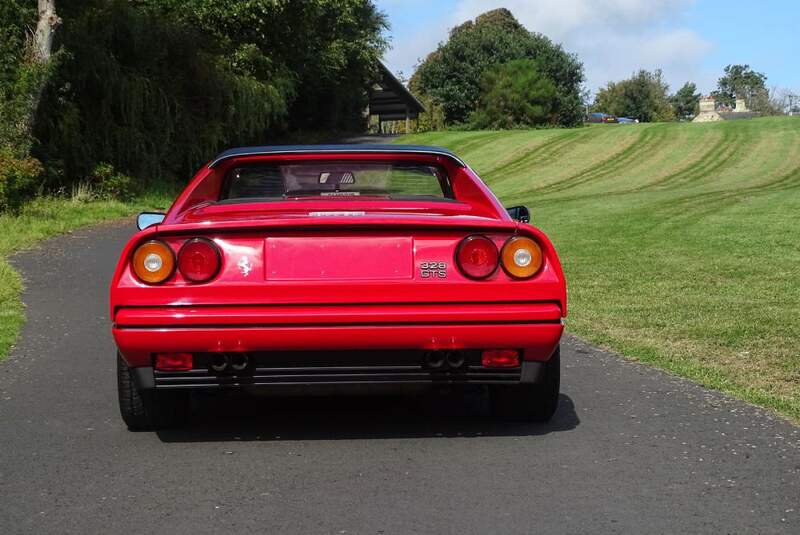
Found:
[490,347,560,422]
[117,353,189,430]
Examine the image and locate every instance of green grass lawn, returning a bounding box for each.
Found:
[0,190,172,362]
[401,116,800,422]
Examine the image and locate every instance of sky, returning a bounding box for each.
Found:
[374,0,800,96]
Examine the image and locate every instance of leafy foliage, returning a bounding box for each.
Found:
[0,0,44,156]
[0,0,50,211]
[0,1,30,85]
[412,93,447,133]
[1,0,387,205]
[471,59,558,129]
[410,8,584,127]
[88,163,134,202]
[34,1,296,185]
[671,82,701,121]
[712,64,767,107]
[0,149,43,212]
[593,70,674,122]
[711,64,786,115]
[140,0,388,132]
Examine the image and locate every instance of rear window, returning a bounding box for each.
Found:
[220,161,453,201]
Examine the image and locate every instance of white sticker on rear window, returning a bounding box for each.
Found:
[309,211,366,217]
[320,191,360,196]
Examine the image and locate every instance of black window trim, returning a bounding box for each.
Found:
[219,159,456,202]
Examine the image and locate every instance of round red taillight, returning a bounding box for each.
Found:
[178,238,221,283]
[455,235,499,279]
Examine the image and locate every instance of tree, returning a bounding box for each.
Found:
[140,0,388,132]
[30,0,388,186]
[671,82,700,121]
[768,88,799,115]
[410,8,584,127]
[0,0,60,156]
[593,70,674,122]
[470,59,558,129]
[712,64,767,108]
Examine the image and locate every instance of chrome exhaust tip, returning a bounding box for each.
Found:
[424,350,446,370]
[445,350,465,370]
[230,352,249,372]
[210,353,230,373]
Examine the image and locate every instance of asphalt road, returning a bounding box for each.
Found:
[1,222,798,534]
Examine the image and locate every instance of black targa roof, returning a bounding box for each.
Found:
[208,145,467,169]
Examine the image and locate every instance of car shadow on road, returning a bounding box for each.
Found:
[155,390,579,443]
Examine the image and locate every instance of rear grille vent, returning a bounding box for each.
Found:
[154,350,522,389]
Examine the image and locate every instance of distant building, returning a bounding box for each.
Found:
[693,96,758,122]
[693,97,721,122]
[367,63,425,133]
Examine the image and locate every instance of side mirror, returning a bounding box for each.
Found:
[137,212,165,231]
[506,205,530,223]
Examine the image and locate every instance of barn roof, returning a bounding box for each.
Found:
[368,62,425,121]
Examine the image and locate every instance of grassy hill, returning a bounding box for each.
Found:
[401,117,800,421]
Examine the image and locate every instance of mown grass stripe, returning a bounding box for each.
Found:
[535,125,671,194]
[399,117,800,423]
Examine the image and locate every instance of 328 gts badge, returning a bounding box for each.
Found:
[419,261,447,279]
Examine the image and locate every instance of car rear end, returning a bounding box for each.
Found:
[111,147,566,428]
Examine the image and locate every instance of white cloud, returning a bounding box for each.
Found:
[453,0,694,36]
[382,24,445,80]
[381,0,716,94]
[576,26,714,92]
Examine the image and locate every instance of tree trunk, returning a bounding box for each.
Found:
[34,0,61,62]
[20,0,60,147]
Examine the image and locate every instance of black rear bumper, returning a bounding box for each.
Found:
[132,350,545,391]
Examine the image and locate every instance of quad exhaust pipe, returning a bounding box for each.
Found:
[445,350,465,369]
[230,352,249,372]
[210,353,250,373]
[210,353,230,372]
[423,350,465,371]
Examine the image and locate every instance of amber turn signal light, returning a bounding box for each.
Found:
[501,236,543,279]
[132,240,175,284]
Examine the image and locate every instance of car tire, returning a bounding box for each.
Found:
[117,353,189,430]
[490,346,560,422]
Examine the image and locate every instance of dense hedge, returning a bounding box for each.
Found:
[0,0,387,206]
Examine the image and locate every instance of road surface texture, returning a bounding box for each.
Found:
[1,222,798,534]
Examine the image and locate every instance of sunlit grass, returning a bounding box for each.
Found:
[402,117,800,422]
[0,189,173,361]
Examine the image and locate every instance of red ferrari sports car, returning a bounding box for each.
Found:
[110,145,567,429]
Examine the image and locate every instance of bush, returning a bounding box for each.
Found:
[470,59,558,129]
[87,162,134,201]
[593,70,675,122]
[412,94,447,133]
[410,8,584,127]
[0,150,43,212]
